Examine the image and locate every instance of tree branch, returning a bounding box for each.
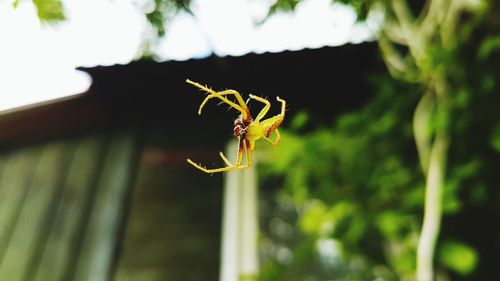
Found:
[416,127,448,281]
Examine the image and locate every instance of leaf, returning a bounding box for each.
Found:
[478,35,500,60]
[490,123,500,153]
[290,111,309,130]
[438,240,478,275]
[376,212,401,238]
[32,0,65,22]
[299,200,332,236]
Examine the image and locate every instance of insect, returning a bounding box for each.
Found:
[186,79,286,173]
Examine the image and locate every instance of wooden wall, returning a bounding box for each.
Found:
[113,129,223,281]
[114,164,222,280]
[0,132,136,281]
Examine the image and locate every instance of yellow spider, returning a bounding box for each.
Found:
[186,79,286,173]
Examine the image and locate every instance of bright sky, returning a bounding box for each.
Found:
[0,0,381,112]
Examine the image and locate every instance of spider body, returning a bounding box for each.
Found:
[233,114,251,138]
[186,79,286,173]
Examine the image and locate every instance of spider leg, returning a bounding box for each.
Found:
[258,96,286,125]
[248,94,270,122]
[263,128,280,146]
[219,139,243,167]
[277,96,286,116]
[243,139,252,168]
[219,151,232,166]
[259,96,286,144]
[199,90,249,116]
[186,80,249,119]
[186,138,245,173]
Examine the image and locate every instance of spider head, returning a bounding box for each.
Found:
[233,125,244,137]
[233,114,253,137]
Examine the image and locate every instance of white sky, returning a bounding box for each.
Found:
[0,0,381,112]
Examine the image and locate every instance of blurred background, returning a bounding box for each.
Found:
[0,0,499,281]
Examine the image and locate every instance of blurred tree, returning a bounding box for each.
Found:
[134,0,191,57]
[14,0,191,57]
[262,0,500,280]
[18,0,190,28]
[13,0,65,22]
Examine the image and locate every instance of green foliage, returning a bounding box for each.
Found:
[490,124,500,153]
[299,200,334,236]
[478,35,500,61]
[144,0,191,38]
[130,0,191,57]
[267,0,372,21]
[25,0,65,22]
[260,8,500,274]
[260,75,424,279]
[27,0,191,29]
[263,0,301,22]
[268,0,301,13]
[13,0,192,58]
[438,240,478,275]
[289,111,309,131]
[336,0,371,20]
[260,1,500,280]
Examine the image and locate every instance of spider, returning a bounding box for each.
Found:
[186,79,286,173]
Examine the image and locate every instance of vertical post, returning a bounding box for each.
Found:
[220,141,259,281]
[219,142,240,281]
[238,158,258,281]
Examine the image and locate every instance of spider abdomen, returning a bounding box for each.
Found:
[261,115,283,137]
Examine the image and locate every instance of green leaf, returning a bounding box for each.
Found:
[290,111,309,130]
[439,240,478,275]
[490,123,500,153]
[267,130,304,173]
[478,35,500,60]
[32,0,65,22]
[299,200,332,236]
[376,211,407,238]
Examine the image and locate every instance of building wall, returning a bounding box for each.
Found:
[113,128,223,281]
